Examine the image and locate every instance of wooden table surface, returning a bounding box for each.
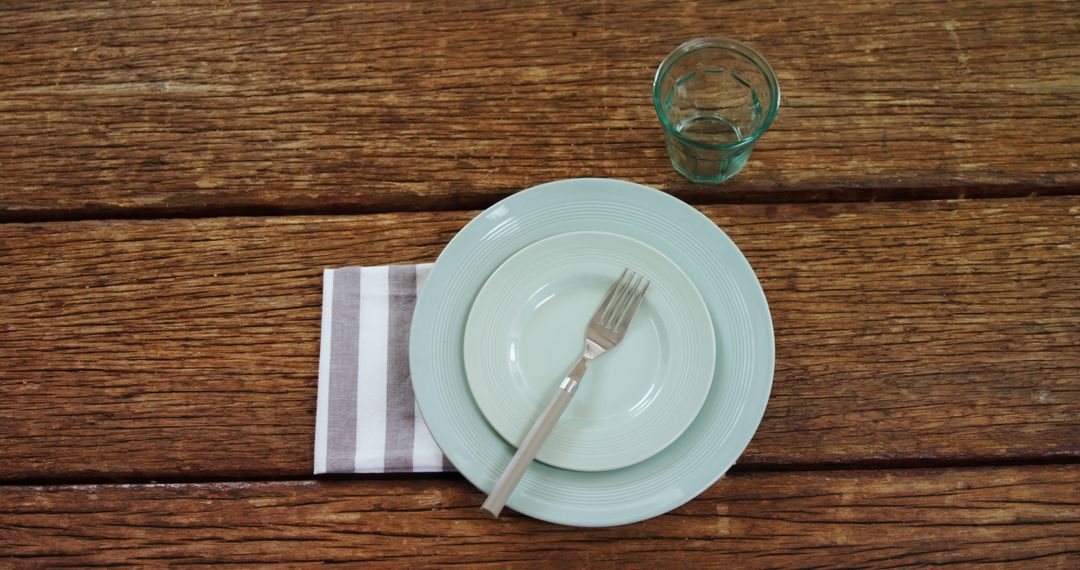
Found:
[1,1,1077,567]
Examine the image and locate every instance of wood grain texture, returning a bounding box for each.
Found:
[0,0,1078,221]
[0,197,1076,482]
[1,466,1078,567]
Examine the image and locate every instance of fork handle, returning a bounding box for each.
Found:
[481,373,582,518]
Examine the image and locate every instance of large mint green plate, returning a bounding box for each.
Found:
[410,178,774,527]
[463,231,715,472]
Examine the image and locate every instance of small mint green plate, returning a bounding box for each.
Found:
[464,231,715,472]
[410,178,774,527]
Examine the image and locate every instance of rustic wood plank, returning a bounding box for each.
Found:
[0,197,1076,482]
[1,466,1077,567]
[0,0,1077,220]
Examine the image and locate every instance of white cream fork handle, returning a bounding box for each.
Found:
[480,269,649,519]
[480,371,582,518]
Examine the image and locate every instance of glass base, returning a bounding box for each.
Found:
[665,138,753,184]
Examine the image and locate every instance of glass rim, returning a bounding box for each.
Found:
[652,37,781,151]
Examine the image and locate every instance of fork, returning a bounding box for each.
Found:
[481,268,651,518]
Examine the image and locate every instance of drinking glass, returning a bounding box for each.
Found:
[653,37,780,183]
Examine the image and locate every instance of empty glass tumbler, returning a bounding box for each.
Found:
[653,37,780,183]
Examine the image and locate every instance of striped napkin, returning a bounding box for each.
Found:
[313,264,455,474]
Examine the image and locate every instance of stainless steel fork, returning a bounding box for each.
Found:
[481,269,651,518]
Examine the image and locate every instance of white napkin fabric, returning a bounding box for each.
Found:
[314,264,455,474]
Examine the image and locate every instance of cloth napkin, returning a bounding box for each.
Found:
[313,263,455,474]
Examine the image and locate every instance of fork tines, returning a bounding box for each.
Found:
[597,269,651,333]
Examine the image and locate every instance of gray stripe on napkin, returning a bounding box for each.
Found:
[383,265,418,471]
[327,267,362,472]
